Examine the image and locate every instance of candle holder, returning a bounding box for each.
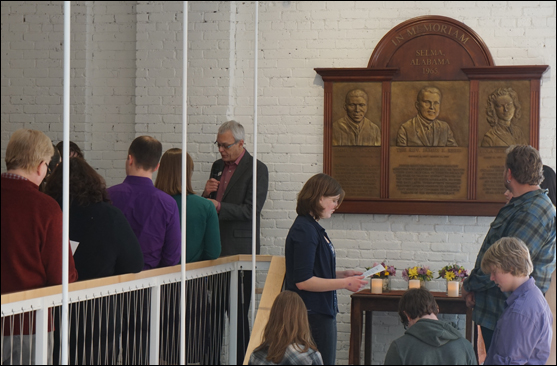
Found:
[408,279,422,289]
[438,264,469,295]
[371,278,383,294]
[447,280,460,297]
[403,265,433,290]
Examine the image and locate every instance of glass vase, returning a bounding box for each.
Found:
[382,277,391,292]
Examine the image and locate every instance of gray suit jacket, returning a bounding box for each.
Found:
[209,150,269,256]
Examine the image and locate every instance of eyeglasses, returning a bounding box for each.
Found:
[214,140,239,150]
[44,161,52,175]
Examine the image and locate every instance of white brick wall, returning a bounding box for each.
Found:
[2,1,556,364]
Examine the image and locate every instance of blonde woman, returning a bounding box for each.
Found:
[249,291,323,365]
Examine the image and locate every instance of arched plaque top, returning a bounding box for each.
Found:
[369,15,494,70]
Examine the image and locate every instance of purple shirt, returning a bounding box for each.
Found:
[107,176,181,270]
[485,277,553,365]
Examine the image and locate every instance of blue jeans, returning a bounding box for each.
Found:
[308,313,337,365]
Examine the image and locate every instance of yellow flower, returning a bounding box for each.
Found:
[384,271,390,276]
[427,269,432,277]
[445,272,456,281]
[408,267,418,279]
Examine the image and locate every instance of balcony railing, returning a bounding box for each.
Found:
[1,255,272,365]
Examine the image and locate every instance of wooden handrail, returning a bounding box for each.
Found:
[243,256,286,365]
[1,255,273,305]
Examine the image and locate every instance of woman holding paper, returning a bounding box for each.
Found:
[284,173,367,365]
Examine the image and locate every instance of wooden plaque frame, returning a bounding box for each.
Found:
[315,16,548,216]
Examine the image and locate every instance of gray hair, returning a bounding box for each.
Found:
[218,120,245,141]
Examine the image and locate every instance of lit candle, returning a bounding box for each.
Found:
[447,281,459,297]
[408,279,421,289]
[371,278,383,294]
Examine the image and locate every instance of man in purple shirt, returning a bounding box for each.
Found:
[108,136,181,270]
[481,237,552,365]
[107,136,181,364]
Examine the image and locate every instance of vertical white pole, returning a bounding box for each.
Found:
[251,1,259,328]
[62,1,71,365]
[180,1,188,365]
[149,285,161,365]
[229,269,239,365]
[34,301,48,365]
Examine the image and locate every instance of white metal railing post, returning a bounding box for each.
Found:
[61,1,71,364]
[229,268,239,365]
[251,0,259,328]
[149,284,161,365]
[34,301,48,365]
[180,1,188,365]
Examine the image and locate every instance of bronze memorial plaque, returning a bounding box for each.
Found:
[316,15,548,216]
[331,82,382,198]
[476,80,531,201]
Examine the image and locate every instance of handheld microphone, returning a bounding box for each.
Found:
[209,170,222,199]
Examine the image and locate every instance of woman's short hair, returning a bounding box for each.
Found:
[486,87,522,127]
[218,120,245,141]
[254,291,317,364]
[155,148,195,196]
[44,157,110,206]
[128,136,162,171]
[5,129,54,172]
[296,173,345,219]
[480,237,533,277]
[398,288,439,328]
[505,145,544,185]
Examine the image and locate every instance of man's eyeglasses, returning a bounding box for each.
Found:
[214,140,239,150]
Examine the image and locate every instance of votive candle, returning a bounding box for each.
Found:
[447,281,459,297]
[409,279,421,289]
[371,278,383,294]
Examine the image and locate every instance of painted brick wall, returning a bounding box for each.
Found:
[2,1,556,364]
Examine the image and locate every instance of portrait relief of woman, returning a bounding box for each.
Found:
[481,87,527,147]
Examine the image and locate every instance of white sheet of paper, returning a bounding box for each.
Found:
[362,264,385,278]
[70,240,79,255]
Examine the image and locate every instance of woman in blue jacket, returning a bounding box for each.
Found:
[284,173,367,365]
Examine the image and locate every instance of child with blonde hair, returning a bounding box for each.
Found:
[481,237,553,364]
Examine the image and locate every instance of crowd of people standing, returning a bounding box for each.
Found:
[1,124,555,365]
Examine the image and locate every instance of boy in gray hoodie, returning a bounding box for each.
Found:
[384,288,477,365]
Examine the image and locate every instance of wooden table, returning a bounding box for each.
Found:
[349,289,473,365]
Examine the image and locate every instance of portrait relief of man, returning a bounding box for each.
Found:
[396,86,458,147]
[332,89,381,146]
[481,87,527,147]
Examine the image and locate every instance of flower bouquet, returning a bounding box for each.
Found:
[437,264,469,282]
[368,262,396,279]
[438,264,469,296]
[366,262,396,293]
[402,265,433,289]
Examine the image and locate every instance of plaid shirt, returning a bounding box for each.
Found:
[463,189,556,330]
[249,344,323,365]
[1,172,28,181]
